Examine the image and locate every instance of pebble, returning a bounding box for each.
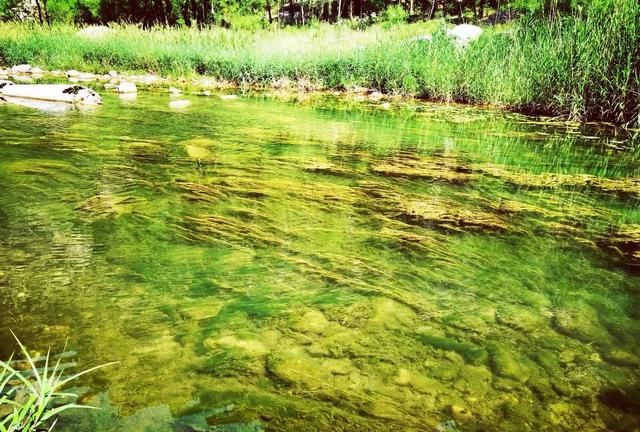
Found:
[169,86,182,95]
[66,69,81,78]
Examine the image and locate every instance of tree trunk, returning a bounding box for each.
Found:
[349,0,353,19]
[42,0,50,24]
[34,0,44,24]
[266,0,272,22]
[409,0,414,15]
[427,0,436,19]
[337,0,342,20]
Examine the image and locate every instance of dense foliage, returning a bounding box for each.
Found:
[0,0,617,27]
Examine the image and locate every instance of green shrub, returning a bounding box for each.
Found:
[381,4,408,26]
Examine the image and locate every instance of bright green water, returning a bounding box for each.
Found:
[0,93,639,432]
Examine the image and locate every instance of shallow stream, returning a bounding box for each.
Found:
[0,93,639,431]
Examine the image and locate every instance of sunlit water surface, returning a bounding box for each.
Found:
[0,93,639,431]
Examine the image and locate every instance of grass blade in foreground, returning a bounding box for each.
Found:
[0,332,117,432]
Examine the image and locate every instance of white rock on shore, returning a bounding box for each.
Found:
[77,26,112,39]
[11,64,32,74]
[447,24,483,47]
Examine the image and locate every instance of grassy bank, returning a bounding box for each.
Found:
[0,1,638,126]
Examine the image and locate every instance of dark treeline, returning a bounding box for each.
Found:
[0,0,603,28]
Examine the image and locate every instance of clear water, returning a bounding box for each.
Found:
[0,93,639,431]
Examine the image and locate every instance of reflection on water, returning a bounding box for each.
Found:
[0,93,639,431]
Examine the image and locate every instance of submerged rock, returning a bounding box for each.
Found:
[496,305,548,334]
[553,303,611,345]
[185,144,213,160]
[209,421,263,432]
[291,309,330,335]
[417,334,488,365]
[170,99,191,109]
[449,405,474,422]
[601,349,640,367]
[489,345,530,383]
[204,335,269,357]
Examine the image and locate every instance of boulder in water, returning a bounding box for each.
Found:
[0,82,102,105]
[116,81,137,94]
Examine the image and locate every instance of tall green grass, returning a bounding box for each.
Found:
[0,1,637,125]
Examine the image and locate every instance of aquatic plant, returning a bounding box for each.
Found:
[0,332,116,432]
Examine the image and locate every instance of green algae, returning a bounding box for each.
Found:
[0,93,639,431]
[417,335,488,365]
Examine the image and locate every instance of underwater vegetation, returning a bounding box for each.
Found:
[0,94,639,431]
